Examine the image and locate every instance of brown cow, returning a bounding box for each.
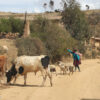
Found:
[0,55,7,76]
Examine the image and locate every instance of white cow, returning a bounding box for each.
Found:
[6,55,52,86]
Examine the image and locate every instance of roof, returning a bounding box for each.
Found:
[91,37,100,41]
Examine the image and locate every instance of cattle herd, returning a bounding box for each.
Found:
[0,46,74,87]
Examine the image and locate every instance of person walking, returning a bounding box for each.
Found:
[67,48,81,72]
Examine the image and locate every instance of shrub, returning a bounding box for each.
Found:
[9,17,24,35]
[15,37,46,56]
[0,17,24,36]
[0,18,12,33]
[92,50,97,59]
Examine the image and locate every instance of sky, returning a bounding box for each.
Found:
[0,0,100,13]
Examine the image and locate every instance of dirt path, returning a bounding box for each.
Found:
[0,59,100,100]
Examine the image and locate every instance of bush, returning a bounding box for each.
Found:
[9,17,24,35]
[0,18,12,33]
[15,37,46,56]
[0,17,24,36]
[92,50,97,59]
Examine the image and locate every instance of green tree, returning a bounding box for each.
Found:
[43,3,47,12]
[9,17,24,35]
[0,17,24,36]
[49,0,54,11]
[0,18,12,33]
[61,0,91,41]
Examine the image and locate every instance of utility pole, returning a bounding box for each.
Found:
[23,11,30,38]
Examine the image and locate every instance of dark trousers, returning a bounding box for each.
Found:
[75,65,80,72]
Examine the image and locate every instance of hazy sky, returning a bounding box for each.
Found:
[0,0,100,13]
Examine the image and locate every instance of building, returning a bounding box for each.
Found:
[90,37,100,48]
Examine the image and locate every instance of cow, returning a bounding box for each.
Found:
[0,55,7,75]
[6,55,52,86]
[0,55,7,83]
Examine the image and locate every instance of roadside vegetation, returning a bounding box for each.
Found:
[0,0,100,62]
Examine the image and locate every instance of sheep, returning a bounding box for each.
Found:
[68,66,74,75]
[48,64,57,76]
[2,45,8,53]
[6,55,52,86]
[57,61,68,75]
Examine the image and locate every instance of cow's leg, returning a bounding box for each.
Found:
[46,68,52,86]
[48,72,52,86]
[55,71,57,76]
[72,70,74,75]
[24,74,27,85]
[65,69,66,74]
[13,76,17,84]
[63,69,65,75]
[41,70,47,86]
[13,73,19,84]
[0,72,2,84]
[41,74,47,86]
[59,68,62,74]
[69,71,70,76]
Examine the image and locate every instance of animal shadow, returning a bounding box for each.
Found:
[9,83,41,87]
[81,99,100,100]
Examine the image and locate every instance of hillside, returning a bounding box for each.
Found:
[0,9,100,37]
[0,9,100,20]
[0,12,61,21]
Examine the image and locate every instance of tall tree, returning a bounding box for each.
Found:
[86,5,90,10]
[49,0,54,11]
[43,3,47,12]
[61,0,91,41]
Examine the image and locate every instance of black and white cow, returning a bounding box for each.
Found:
[6,55,52,86]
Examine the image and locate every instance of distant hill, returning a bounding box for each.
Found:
[0,9,100,20]
[0,9,100,37]
[0,11,61,21]
[84,9,100,15]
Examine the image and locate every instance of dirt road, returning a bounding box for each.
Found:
[0,59,100,100]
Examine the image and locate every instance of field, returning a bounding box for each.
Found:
[0,11,61,20]
[0,59,100,100]
[0,9,99,20]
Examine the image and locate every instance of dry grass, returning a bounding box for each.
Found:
[0,9,100,20]
[0,12,61,20]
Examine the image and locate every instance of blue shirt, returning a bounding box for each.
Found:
[67,49,80,61]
